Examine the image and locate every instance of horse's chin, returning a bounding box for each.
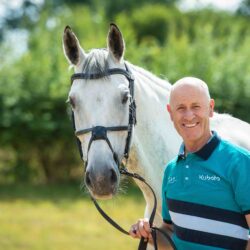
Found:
[88,186,118,200]
[92,193,114,200]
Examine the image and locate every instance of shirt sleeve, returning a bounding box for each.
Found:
[230,149,250,215]
[162,164,172,224]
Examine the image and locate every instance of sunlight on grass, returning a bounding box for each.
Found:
[0,184,145,250]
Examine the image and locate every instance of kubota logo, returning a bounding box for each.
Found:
[199,174,220,181]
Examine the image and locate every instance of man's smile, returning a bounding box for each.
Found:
[183,122,199,128]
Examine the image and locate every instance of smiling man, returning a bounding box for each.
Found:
[130,77,250,250]
[167,77,214,153]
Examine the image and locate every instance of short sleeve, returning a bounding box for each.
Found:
[162,164,172,224]
[230,150,250,214]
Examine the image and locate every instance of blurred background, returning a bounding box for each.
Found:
[0,0,249,249]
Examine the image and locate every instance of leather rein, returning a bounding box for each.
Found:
[70,63,176,250]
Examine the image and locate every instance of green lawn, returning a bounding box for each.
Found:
[0,183,145,250]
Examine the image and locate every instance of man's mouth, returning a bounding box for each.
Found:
[183,122,199,128]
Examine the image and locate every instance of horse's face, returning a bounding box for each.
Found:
[63,24,130,199]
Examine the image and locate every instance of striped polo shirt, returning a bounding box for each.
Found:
[162,131,250,250]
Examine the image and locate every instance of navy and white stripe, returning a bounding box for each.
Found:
[168,198,248,250]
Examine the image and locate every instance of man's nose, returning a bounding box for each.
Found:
[184,109,195,120]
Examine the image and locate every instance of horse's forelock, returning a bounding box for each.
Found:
[82,49,109,77]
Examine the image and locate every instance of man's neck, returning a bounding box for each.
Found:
[185,131,213,154]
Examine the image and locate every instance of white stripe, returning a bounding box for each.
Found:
[170,211,249,240]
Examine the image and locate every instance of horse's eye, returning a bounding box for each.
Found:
[122,92,129,104]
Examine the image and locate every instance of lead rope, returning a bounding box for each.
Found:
[90,163,177,250]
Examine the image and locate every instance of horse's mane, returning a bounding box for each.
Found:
[83,48,172,91]
[127,63,172,91]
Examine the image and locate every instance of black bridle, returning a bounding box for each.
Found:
[71,64,136,167]
[70,63,176,250]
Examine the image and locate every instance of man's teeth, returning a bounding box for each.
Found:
[185,123,196,128]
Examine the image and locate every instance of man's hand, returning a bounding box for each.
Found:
[129,220,174,250]
[129,218,152,241]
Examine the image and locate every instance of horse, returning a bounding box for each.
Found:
[62,23,250,238]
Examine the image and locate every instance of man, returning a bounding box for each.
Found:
[129,77,250,250]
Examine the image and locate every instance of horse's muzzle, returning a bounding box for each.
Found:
[85,164,119,199]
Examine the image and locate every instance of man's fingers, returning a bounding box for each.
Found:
[129,224,140,238]
[138,219,152,238]
[129,219,152,239]
[143,219,151,232]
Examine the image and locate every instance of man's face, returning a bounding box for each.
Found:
[167,83,214,148]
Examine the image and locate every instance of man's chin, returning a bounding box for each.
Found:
[182,132,202,144]
[181,128,201,139]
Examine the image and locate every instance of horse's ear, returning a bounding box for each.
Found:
[107,23,125,62]
[63,26,85,66]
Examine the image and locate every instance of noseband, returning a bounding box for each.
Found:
[71,63,136,168]
[70,63,176,250]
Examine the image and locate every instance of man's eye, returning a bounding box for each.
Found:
[177,107,184,111]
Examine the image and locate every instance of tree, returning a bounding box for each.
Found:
[237,0,250,16]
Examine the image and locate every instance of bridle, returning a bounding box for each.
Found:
[71,63,136,167]
[70,63,176,250]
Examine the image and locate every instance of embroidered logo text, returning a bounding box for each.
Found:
[199,174,220,181]
[168,176,177,184]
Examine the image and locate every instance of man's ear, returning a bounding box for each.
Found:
[209,99,215,117]
[167,104,173,121]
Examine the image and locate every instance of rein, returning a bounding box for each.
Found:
[70,63,176,250]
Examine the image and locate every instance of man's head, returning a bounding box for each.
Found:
[167,77,214,152]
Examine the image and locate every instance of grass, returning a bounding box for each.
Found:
[0,182,145,250]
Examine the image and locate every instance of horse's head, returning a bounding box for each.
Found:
[63,24,134,200]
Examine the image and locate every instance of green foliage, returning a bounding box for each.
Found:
[103,0,178,19]
[130,5,179,45]
[237,0,250,16]
[0,3,250,183]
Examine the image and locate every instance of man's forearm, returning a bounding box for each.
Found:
[156,230,173,250]
[148,226,173,250]
[246,239,250,250]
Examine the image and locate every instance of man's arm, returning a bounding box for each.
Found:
[129,219,173,250]
[246,214,250,250]
[154,222,174,250]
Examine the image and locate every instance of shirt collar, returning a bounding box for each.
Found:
[177,131,220,161]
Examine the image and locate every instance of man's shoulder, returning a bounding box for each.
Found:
[163,157,178,178]
[218,138,250,159]
[166,157,178,168]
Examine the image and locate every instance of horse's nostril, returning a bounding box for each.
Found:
[110,169,117,184]
[85,171,92,187]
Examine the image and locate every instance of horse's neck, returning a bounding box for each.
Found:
[127,64,181,201]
